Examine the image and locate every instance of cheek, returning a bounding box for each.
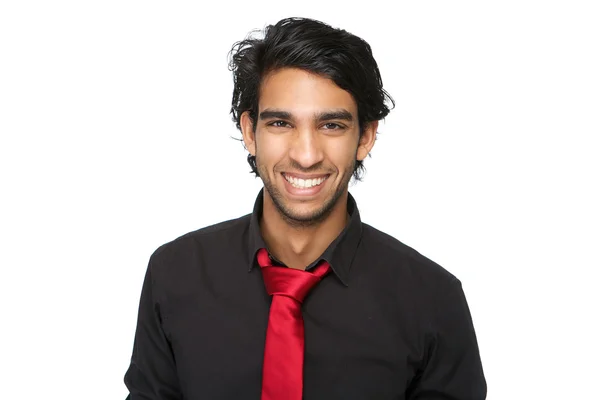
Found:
[256,135,288,167]
[326,138,358,166]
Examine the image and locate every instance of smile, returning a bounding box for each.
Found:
[282,173,328,189]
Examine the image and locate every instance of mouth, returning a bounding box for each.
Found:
[281,173,329,190]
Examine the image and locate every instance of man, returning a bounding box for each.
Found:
[124,17,487,399]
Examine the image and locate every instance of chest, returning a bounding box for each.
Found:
[162,275,425,399]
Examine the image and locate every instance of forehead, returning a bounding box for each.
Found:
[258,68,357,115]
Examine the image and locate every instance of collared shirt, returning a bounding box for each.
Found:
[124,190,487,399]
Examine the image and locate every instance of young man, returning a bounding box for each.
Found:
[124,17,487,399]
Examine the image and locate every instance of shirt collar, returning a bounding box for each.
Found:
[247,188,362,286]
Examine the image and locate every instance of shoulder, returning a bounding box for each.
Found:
[360,222,459,289]
[148,213,251,270]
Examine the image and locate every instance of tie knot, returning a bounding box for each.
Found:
[257,248,330,303]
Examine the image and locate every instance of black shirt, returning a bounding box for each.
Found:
[124,190,487,399]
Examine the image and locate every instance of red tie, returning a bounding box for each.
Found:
[257,248,331,400]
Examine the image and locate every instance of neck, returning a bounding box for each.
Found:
[260,191,349,270]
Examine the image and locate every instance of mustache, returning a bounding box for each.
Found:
[276,160,332,174]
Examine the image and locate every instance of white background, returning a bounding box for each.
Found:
[1,1,598,399]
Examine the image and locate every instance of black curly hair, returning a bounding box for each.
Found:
[228,17,394,181]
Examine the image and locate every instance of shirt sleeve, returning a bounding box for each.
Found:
[124,256,183,399]
[408,278,487,400]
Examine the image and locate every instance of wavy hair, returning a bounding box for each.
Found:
[228,17,394,181]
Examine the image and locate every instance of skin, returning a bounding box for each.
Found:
[241,68,378,270]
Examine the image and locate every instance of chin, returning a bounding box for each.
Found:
[279,199,339,226]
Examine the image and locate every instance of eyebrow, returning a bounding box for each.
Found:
[258,109,354,123]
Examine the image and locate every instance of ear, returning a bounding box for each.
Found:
[356,120,378,161]
[240,111,256,156]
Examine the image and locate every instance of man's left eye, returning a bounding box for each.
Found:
[323,123,341,130]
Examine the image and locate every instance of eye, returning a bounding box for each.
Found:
[322,122,344,130]
[268,120,291,128]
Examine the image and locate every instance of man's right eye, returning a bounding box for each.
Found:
[268,120,291,128]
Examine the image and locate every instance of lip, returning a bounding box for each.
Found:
[281,173,329,197]
[282,172,329,180]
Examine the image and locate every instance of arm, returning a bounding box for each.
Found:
[408,279,487,400]
[124,256,182,399]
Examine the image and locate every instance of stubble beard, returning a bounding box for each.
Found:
[258,159,355,228]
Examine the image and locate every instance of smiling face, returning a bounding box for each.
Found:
[241,68,377,226]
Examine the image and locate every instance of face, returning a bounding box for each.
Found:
[241,68,377,226]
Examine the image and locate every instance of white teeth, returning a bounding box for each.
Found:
[284,174,326,189]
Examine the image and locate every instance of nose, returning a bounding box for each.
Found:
[288,128,325,169]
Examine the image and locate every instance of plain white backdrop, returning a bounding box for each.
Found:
[1,1,598,399]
